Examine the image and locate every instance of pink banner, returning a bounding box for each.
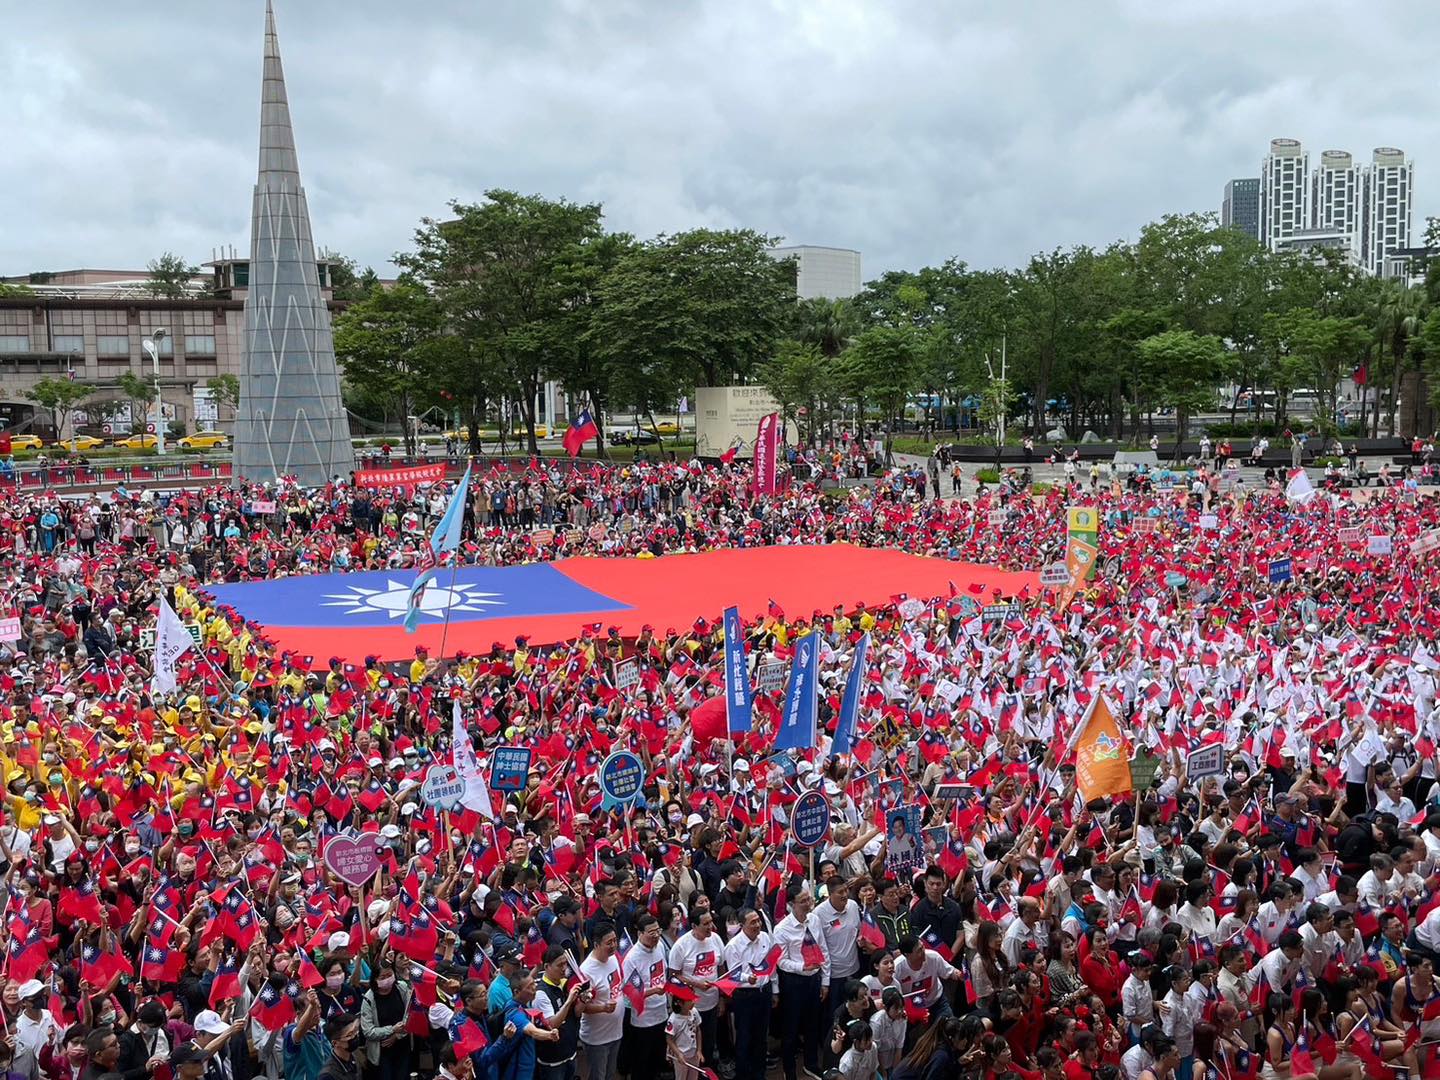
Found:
[356,463,447,490]
[753,412,779,496]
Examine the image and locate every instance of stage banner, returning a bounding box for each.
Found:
[753,412,779,495]
[357,463,446,490]
[722,606,753,734]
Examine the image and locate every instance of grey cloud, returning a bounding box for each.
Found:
[2,1,1435,279]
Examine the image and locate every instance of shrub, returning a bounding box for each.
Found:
[975,467,1001,484]
[1032,482,1054,494]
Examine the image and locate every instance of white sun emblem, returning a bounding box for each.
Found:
[320,579,505,621]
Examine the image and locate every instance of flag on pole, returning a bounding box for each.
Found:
[1074,695,1133,803]
[774,632,819,751]
[404,462,472,632]
[722,606,753,734]
[831,632,870,758]
[151,594,194,695]
[1285,468,1316,505]
[562,410,599,457]
[452,699,494,820]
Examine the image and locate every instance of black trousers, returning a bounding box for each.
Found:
[623,1016,668,1080]
[729,988,771,1080]
[777,971,823,1080]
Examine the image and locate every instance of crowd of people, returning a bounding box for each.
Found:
[3,454,1440,1080]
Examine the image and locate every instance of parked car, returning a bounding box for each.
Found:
[113,434,158,449]
[647,420,682,436]
[54,435,105,451]
[609,428,661,446]
[176,432,228,449]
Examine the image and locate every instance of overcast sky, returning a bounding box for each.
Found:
[4,1,1435,282]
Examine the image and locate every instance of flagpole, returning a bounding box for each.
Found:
[435,457,473,664]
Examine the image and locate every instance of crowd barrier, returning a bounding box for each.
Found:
[0,462,234,491]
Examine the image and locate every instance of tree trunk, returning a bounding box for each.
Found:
[1389,349,1402,436]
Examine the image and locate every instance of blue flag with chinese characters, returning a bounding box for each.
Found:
[831,632,869,757]
[774,631,819,751]
[723,606,753,733]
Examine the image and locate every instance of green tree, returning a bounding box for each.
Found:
[320,250,382,302]
[1372,281,1427,435]
[590,228,795,407]
[144,252,198,299]
[1135,330,1233,449]
[333,279,449,456]
[398,191,605,453]
[205,374,240,411]
[1264,310,1370,427]
[759,340,830,445]
[841,326,920,462]
[24,377,93,440]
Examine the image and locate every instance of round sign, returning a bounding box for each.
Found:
[897,598,925,621]
[101,423,113,435]
[791,789,832,848]
[598,750,645,810]
[145,422,156,434]
[420,763,465,810]
[588,523,607,542]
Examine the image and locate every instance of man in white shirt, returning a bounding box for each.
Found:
[1356,853,1397,907]
[773,884,829,1080]
[1255,882,1297,944]
[620,913,670,1076]
[1297,904,1337,980]
[1002,898,1043,967]
[895,936,961,1016]
[1288,849,1329,904]
[13,980,60,1079]
[668,909,724,1066]
[817,878,861,984]
[1250,931,1304,994]
[723,907,775,1080]
[579,922,626,1080]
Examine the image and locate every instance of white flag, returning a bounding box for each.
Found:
[151,596,193,696]
[451,699,494,820]
[1285,469,1316,504]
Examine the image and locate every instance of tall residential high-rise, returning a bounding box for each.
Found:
[1310,150,1362,263]
[1260,138,1310,250]
[234,0,353,487]
[1363,147,1415,276]
[1221,178,1260,240]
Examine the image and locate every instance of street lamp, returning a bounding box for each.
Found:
[141,327,168,455]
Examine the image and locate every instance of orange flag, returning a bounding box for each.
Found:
[1074,695,1132,803]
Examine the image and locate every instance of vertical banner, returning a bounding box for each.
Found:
[1074,695,1132,803]
[753,412,779,496]
[830,632,869,758]
[1058,505,1099,609]
[774,631,819,751]
[722,605,753,734]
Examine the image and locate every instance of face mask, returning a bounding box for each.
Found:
[48,774,63,787]
[668,813,682,824]
[376,975,395,991]
[97,1011,116,1025]
[325,974,345,991]
[125,843,141,856]
[84,840,100,853]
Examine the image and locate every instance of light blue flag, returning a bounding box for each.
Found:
[774,631,819,752]
[723,606,753,733]
[830,632,869,758]
[403,462,472,633]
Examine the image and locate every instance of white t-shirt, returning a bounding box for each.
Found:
[668,930,723,1012]
[621,942,670,1029]
[578,953,624,1045]
[817,898,860,980]
[894,948,955,1008]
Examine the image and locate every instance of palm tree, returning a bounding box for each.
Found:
[792,297,856,359]
[1373,281,1427,435]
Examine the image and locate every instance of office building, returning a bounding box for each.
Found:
[766,245,862,300]
[1260,138,1310,250]
[1310,150,1362,263]
[1221,178,1260,240]
[1362,147,1414,276]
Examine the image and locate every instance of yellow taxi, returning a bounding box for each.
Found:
[648,421,682,436]
[5,434,45,451]
[54,435,105,451]
[177,431,228,449]
[113,433,158,449]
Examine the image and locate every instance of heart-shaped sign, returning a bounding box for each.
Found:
[323,831,384,888]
